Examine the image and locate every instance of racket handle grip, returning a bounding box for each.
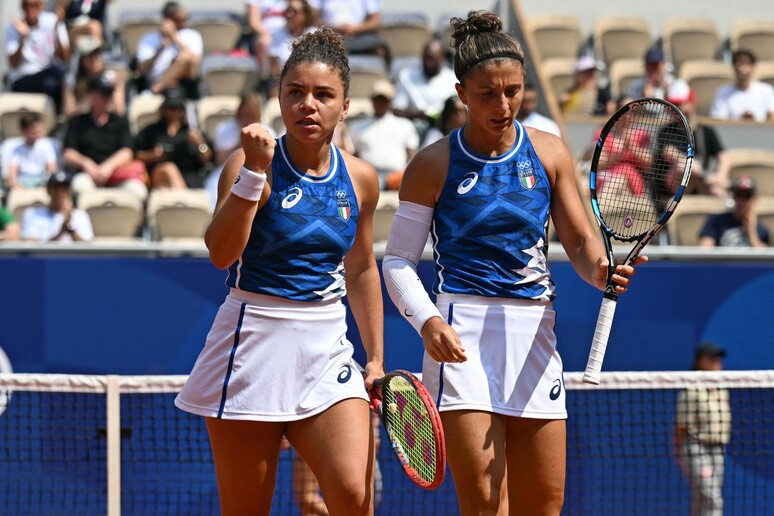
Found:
[583,296,618,385]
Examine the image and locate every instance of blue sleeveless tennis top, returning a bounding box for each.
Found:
[431,121,556,301]
[226,137,359,301]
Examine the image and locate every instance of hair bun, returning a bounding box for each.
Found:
[449,10,503,49]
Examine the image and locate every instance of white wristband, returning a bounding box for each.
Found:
[231,166,267,202]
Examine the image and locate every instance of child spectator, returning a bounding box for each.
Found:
[5,113,59,190]
[20,171,93,242]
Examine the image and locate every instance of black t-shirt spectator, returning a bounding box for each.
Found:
[693,124,724,172]
[700,212,770,247]
[135,120,211,187]
[63,113,134,164]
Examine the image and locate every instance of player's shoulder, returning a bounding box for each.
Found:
[410,135,450,172]
[526,126,570,159]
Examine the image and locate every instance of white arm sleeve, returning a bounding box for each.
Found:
[382,201,443,335]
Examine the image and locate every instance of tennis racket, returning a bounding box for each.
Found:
[369,370,445,489]
[583,97,693,385]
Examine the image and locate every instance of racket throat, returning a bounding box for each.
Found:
[602,286,619,301]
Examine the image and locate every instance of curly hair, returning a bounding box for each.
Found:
[280,27,351,98]
[449,10,525,80]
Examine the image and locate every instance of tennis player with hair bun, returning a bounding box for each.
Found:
[175,27,384,515]
[382,10,647,514]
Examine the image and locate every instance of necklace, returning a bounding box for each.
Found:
[304,150,332,177]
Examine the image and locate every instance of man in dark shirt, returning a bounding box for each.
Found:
[62,72,148,200]
[699,176,769,247]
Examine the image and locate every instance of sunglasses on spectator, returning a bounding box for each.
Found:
[285,7,300,16]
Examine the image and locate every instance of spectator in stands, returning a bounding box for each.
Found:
[349,78,419,190]
[62,35,126,118]
[663,81,729,197]
[392,37,459,131]
[559,55,614,117]
[5,0,71,114]
[627,47,682,100]
[0,207,21,241]
[62,72,148,201]
[593,109,654,200]
[420,95,467,148]
[55,0,108,48]
[332,119,355,154]
[135,1,203,97]
[20,171,93,242]
[516,82,561,137]
[266,0,317,97]
[699,176,769,248]
[135,86,213,190]
[709,49,774,122]
[312,0,389,65]
[674,342,731,516]
[204,92,277,207]
[245,0,290,72]
[5,113,59,191]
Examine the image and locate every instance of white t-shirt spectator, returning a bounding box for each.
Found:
[8,138,59,188]
[709,81,774,122]
[392,65,458,119]
[310,0,380,26]
[136,28,203,84]
[21,206,93,242]
[5,12,70,84]
[214,120,277,154]
[349,112,418,173]
[245,0,289,36]
[268,26,317,70]
[520,113,562,138]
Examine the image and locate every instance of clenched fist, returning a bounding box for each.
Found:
[241,124,276,172]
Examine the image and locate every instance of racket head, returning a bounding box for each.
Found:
[369,370,446,490]
[589,97,694,247]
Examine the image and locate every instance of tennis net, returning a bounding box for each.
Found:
[0,371,772,515]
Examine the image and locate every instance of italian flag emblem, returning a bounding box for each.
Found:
[519,168,536,190]
[337,199,351,220]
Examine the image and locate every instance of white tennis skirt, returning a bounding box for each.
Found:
[422,294,567,419]
[175,289,368,421]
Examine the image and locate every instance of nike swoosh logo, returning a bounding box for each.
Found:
[404,308,413,317]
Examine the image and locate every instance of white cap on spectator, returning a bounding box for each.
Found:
[77,35,102,56]
[370,79,395,100]
[575,55,596,73]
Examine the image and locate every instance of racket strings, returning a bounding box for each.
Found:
[382,376,438,483]
[595,102,690,238]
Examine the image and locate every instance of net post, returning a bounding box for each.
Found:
[106,375,121,516]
